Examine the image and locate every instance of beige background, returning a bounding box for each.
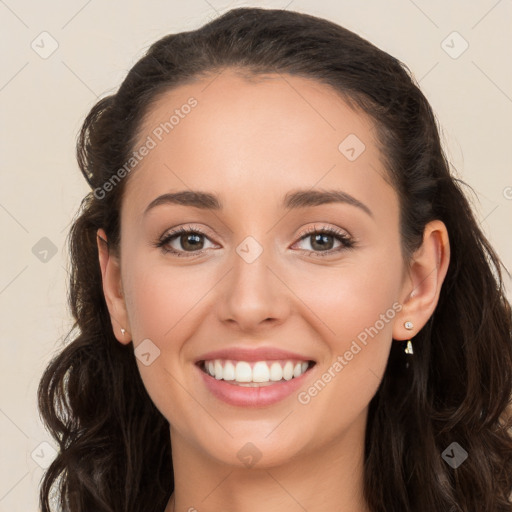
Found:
[0,0,511,510]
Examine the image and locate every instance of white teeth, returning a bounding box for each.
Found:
[223,361,235,380]
[214,360,223,380]
[235,361,252,382]
[202,359,312,383]
[252,361,270,382]
[283,361,293,380]
[269,362,283,381]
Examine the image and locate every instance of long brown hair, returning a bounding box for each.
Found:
[37,7,512,511]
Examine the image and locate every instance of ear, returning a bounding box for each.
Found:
[393,220,450,341]
[97,228,131,344]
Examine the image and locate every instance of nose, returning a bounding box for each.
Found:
[216,238,291,332]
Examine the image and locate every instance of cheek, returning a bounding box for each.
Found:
[123,260,209,341]
[116,248,404,463]
[123,240,403,367]
[291,251,403,349]
[289,250,403,428]
[121,260,212,422]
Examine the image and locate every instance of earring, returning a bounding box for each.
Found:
[403,321,414,356]
[121,328,126,336]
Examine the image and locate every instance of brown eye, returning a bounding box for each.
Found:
[294,225,355,257]
[177,232,205,251]
[156,226,216,256]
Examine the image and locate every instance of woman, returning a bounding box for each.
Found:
[37,7,512,512]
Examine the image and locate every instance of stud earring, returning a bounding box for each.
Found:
[121,328,126,336]
[404,321,413,330]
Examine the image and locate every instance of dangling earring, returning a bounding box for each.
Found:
[404,321,414,355]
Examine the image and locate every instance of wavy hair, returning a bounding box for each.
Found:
[37,7,512,511]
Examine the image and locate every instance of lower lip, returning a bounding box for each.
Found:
[196,363,316,407]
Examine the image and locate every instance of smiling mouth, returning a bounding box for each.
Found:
[196,359,316,386]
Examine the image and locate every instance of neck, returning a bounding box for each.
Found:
[164,410,371,512]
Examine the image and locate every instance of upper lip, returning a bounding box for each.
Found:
[195,346,316,363]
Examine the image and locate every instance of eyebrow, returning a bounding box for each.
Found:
[143,188,373,217]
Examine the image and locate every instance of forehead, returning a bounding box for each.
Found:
[124,68,394,218]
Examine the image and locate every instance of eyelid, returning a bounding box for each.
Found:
[295,223,352,241]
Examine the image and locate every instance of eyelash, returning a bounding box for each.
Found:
[154,224,356,258]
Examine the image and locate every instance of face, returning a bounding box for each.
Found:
[105,69,415,468]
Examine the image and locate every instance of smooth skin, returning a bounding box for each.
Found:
[97,69,450,512]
